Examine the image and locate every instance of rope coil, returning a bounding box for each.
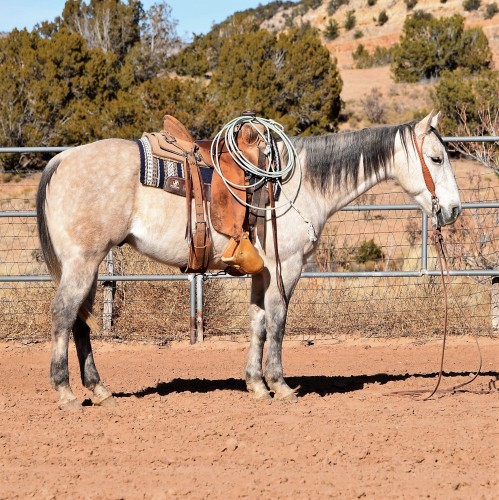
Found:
[210,115,300,211]
[210,114,317,241]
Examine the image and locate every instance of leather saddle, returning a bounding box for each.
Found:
[142,114,265,275]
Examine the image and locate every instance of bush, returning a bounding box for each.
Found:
[485,2,499,18]
[327,0,350,15]
[361,88,386,124]
[344,10,356,30]
[367,0,377,5]
[355,239,384,263]
[353,44,392,68]
[433,69,499,173]
[324,19,340,40]
[378,10,389,25]
[354,29,364,39]
[405,0,418,9]
[391,13,492,82]
[463,0,481,10]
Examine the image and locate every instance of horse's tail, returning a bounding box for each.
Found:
[36,153,101,333]
[36,154,63,284]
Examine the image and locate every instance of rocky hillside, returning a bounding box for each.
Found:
[261,0,499,68]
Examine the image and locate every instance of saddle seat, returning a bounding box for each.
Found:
[143,115,264,275]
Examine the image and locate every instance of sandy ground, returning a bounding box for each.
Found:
[0,337,497,499]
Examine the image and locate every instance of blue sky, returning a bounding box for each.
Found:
[0,1,297,39]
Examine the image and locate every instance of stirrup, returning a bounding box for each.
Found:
[221,233,264,275]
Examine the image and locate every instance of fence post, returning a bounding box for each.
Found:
[189,275,196,344]
[196,274,204,342]
[492,276,499,330]
[102,249,115,332]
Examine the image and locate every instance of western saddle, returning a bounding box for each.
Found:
[142,113,269,275]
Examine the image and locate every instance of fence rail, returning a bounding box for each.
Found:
[1,139,498,342]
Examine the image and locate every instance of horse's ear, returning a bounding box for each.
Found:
[430,111,441,130]
[414,110,437,137]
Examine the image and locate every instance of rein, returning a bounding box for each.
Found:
[392,130,486,399]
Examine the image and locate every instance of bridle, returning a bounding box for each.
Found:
[411,128,441,224]
[392,128,485,399]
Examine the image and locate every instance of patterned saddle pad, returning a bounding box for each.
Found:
[136,136,213,197]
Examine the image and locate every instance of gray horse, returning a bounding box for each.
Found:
[36,111,461,409]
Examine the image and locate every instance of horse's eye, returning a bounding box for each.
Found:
[431,156,443,164]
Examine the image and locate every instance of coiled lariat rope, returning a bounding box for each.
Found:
[210,115,317,242]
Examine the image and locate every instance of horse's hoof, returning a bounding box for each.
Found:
[274,386,300,401]
[58,398,82,411]
[252,390,272,401]
[92,394,116,407]
[276,391,298,402]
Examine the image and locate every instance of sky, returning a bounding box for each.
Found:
[0,0,297,40]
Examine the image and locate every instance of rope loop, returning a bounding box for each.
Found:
[210,115,301,212]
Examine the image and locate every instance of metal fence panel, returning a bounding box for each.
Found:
[1,144,498,342]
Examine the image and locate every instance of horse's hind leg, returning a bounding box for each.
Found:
[73,281,114,406]
[245,272,271,400]
[50,261,99,409]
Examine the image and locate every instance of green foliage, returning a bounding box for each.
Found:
[404,0,418,9]
[433,69,499,172]
[0,2,344,169]
[433,69,499,134]
[485,2,499,18]
[327,0,350,15]
[355,239,384,263]
[209,25,343,135]
[378,10,389,25]
[324,19,340,40]
[391,13,492,82]
[61,0,143,59]
[353,44,392,68]
[354,29,364,39]
[463,0,481,10]
[344,10,356,30]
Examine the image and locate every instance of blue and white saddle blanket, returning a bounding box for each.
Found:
[136,136,213,197]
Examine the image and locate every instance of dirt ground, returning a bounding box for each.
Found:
[0,336,497,499]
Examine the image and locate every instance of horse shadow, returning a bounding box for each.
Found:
[110,370,496,401]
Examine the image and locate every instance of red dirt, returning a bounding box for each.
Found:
[0,337,497,499]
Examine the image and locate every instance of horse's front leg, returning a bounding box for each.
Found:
[264,257,302,400]
[245,271,271,399]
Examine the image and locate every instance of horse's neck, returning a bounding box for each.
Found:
[325,169,390,216]
[297,157,392,229]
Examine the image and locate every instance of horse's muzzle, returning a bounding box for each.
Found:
[437,205,462,227]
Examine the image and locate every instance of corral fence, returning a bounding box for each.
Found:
[0,137,498,344]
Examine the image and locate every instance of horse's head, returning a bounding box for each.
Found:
[396,111,461,227]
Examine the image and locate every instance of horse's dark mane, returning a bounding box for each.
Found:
[290,122,415,193]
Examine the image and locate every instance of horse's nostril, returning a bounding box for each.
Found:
[451,206,461,219]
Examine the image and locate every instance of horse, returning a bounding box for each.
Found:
[36,111,461,409]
